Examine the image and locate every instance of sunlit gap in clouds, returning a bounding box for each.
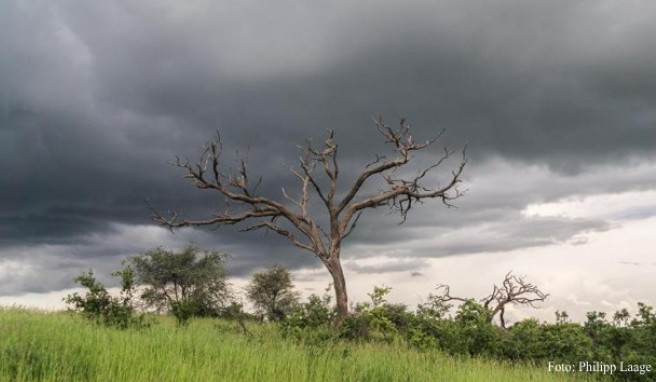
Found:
[522,189,656,221]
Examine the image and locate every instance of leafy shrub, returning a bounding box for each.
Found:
[125,245,231,325]
[246,265,300,322]
[451,300,501,356]
[282,287,337,343]
[340,286,404,343]
[64,269,147,329]
[502,319,592,361]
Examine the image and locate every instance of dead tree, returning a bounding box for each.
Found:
[433,271,548,328]
[151,117,467,324]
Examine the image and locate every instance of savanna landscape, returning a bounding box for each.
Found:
[2,1,656,381]
[2,246,655,381]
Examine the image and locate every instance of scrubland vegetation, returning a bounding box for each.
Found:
[1,308,589,382]
[2,246,654,381]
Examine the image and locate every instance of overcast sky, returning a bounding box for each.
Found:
[1,0,655,324]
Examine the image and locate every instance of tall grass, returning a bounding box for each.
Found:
[0,308,591,381]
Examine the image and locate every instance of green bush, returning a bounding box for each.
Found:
[340,286,401,343]
[501,319,592,361]
[125,245,231,324]
[282,288,337,344]
[64,269,147,329]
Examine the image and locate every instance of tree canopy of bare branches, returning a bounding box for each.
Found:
[151,117,467,323]
[432,271,549,328]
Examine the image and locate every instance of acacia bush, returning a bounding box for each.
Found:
[64,269,147,329]
[500,319,592,361]
[246,265,299,322]
[66,245,235,327]
[340,286,402,343]
[282,287,337,344]
[125,245,231,325]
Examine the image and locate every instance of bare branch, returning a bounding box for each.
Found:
[338,118,466,228]
[342,211,363,240]
[432,284,468,303]
[299,146,330,208]
[240,220,316,254]
[153,207,281,229]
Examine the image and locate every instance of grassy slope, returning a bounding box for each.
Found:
[0,309,590,382]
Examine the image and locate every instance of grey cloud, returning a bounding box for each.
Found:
[0,223,324,296]
[19,0,654,164]
[345,258,430,275]
[293,268,328,283]
[0,245,123,295]
[426,215,610,257]
[344,211,610,260]
[618,261,656,268]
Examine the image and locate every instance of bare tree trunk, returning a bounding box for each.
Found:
[325,250,348,325]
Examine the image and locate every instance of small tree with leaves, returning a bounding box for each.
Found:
[125,244,230,324]
[246,265,299,321]
[64,268,142,329]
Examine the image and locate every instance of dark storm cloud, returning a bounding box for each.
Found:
[13,0,653,162]
[1,0,656,295]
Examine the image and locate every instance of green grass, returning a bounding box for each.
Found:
[0,308,591,382]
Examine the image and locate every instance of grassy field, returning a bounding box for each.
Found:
[0,308,593,382]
